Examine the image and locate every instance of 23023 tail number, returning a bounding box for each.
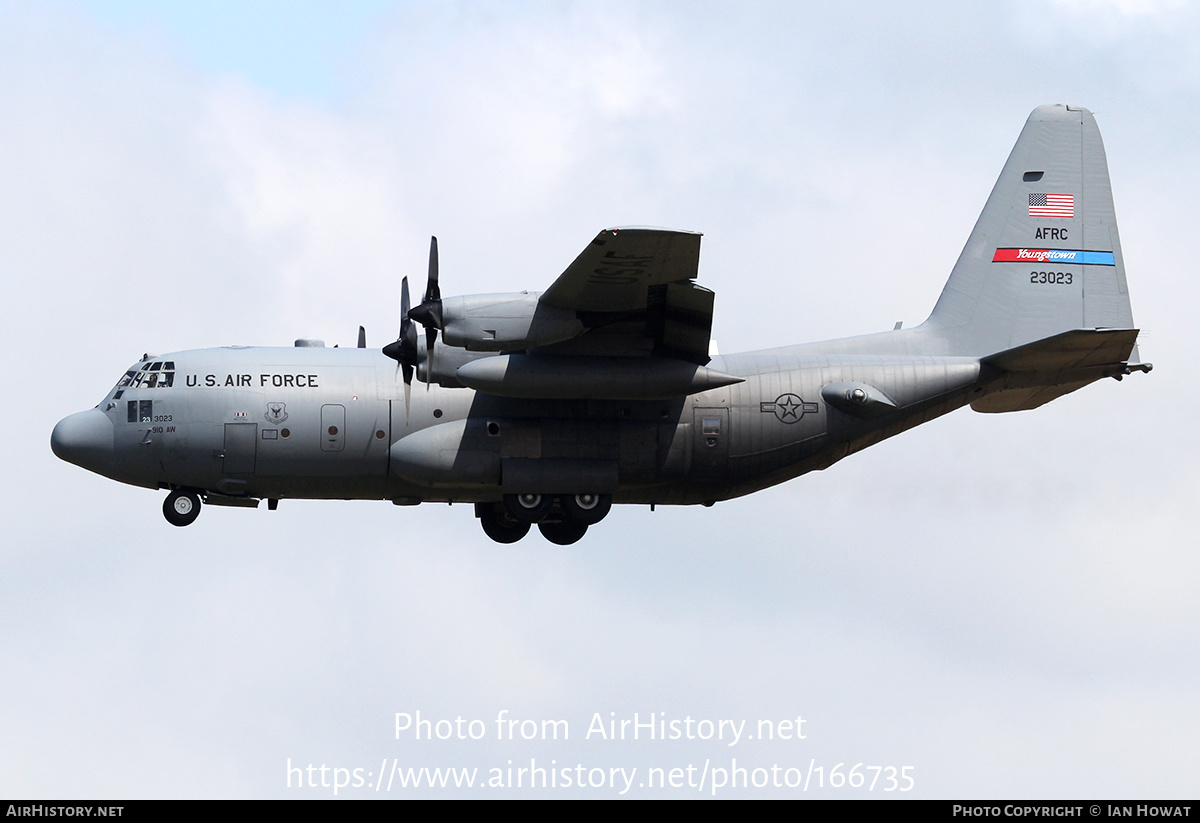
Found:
[1030,271,1074,285]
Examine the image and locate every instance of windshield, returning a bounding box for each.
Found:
[114,360,176,391]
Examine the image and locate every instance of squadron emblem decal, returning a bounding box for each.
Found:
[760,393,818,424]
[265,402,289,425]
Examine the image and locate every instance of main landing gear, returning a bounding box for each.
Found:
[163,489,202,527]
[476,493,613,545]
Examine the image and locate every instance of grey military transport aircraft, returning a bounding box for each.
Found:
[52,105,1150,545]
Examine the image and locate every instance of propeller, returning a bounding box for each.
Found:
[406,236,444,389]
[383,236,443,410]
[382,276,420,418]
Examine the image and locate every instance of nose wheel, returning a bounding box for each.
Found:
[163,490,202,527]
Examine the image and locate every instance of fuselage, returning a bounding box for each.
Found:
[52,334,984,508]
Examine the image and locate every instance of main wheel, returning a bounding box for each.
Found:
[560,493,612,526]
[504,493,554,524]
[538,520,588,545]
[479,506,531,544]
[163,490,201,527]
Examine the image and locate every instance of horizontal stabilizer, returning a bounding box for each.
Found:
[983,328,1139,372]
[972,328,1140,412]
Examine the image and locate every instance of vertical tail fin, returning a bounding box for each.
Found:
[926,105,1136,357]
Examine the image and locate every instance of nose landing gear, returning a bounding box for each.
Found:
[163,489,202,527]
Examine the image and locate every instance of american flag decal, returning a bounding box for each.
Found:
[1029,193,1074,218]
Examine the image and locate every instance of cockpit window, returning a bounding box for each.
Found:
[115,362,174,391]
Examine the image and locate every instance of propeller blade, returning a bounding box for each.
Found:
[383,277,420,422]
[409,235,444,333]
[425,236,440,304]
[357,325,366,348]
[399,277,415,418]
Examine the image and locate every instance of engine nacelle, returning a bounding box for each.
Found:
[415,343,493,389]
[439,292,585,351]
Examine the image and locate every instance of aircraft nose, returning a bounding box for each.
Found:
[51,408,115,475]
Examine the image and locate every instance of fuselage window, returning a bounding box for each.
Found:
[125,400,153,423]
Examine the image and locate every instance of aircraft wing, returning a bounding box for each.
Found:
[537,228,714,363]
[542,227,702,311]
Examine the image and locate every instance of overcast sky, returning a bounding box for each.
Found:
[3,0,1197,798]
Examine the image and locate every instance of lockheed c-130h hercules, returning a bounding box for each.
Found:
[52,105,1151,545]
